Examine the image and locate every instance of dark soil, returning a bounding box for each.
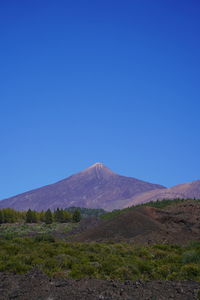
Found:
[73,201,200,244]
[0,269,199,300]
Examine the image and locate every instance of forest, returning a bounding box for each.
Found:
[0,208,81,224]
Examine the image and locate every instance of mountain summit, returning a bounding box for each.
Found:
[85,162,108,169]
[0,163,165,211]
[81,162,115,177]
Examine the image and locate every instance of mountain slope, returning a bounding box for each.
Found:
[74,201,200,244]
[125,180,200,207]
[0,163,165,211]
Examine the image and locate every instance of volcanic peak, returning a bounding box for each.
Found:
[88,162,105,169]
[82,162,115,176]
[0,163,166,211]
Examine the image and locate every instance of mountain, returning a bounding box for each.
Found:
[125,180,200,207]
[0,163,165,211]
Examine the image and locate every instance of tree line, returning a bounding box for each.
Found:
[0,208,81,224]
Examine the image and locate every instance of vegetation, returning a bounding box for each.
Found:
[72,209,81,223]
[54,208,71,223]
[0,199,200,282]
[0,223,78,239]
[26,209,37,223]
[0,237,199,281]
[0,208,26,223]
[0,208,81,224]
[101,198,200,220]
[2,199,197,224]
[44,209,53,224]
[66,207,105,218]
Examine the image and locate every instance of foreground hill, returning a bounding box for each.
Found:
[74,200,200,244]
[0,163,165,211]
[126,180,200,206]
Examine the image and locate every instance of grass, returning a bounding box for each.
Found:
[0,237,199,281]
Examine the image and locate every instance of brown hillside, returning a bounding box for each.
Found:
[74,201,200,245]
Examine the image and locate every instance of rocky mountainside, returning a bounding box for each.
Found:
[0,163,165,211]
[126,180,200,207]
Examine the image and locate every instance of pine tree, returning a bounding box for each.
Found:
[26,209,37,223]
[31,210,37,223]
[26,209,32,223]
[44,209,53,224]
[63,210,71,222]
[72,209,81,223]
[54,208,64,223]
[59,209,65,223]
[3,208,17,223]
[54,208,60,222]
[39,211,45,222]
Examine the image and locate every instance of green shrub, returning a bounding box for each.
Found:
[180,264,200,280]
[34,234,55,243]
[0,237,199,281]
[156,264,174,279]
[111,266,139,280]
[137,259,153,274]
[3,259,30,273]
[182,250,200,264]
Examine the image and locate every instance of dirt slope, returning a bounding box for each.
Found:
[74,201,200,244]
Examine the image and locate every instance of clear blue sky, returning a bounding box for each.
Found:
[0,0,200,199]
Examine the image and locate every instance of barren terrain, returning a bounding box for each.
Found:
[0,269,199,300]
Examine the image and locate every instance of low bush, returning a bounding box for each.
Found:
[0,237,199,281]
